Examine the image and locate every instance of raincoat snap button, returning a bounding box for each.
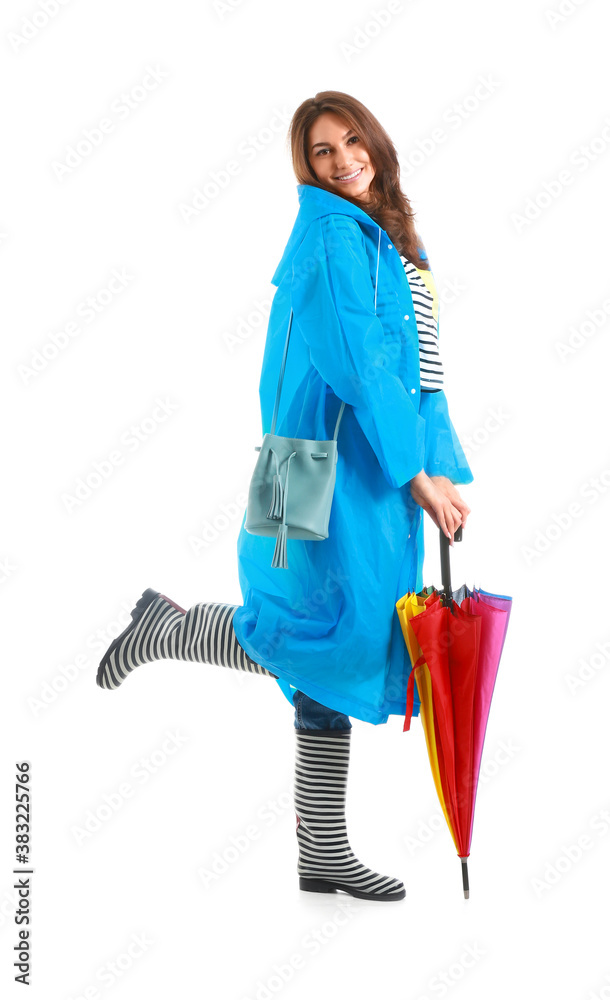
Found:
[410,388,415,394]
[404,314,409,321]
[387,243,392,249]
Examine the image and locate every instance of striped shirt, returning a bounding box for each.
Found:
[399,254,444,392]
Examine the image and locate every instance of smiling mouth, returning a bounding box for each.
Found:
[335,167,364,182]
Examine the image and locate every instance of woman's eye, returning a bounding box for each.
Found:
[316,137,359,157]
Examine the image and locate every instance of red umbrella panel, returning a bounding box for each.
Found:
[408,596,481,857]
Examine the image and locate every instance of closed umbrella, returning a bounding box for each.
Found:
[396,526,512,897]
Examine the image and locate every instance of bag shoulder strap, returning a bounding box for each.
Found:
[270,224,382,439]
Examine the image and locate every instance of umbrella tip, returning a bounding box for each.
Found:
[459,857,470,899]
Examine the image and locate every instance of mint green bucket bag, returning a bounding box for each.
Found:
[244,306,346,570]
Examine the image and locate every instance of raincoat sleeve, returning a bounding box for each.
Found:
[419,391,474,484]
[290,214,426,489]
[418,293,474,484]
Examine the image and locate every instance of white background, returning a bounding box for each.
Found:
[2,0,610,996]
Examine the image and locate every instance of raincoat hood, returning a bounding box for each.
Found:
[270,183,426,288]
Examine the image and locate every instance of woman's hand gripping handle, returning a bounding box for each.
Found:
[409,471,471,546]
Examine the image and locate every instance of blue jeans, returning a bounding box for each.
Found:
[292,689,352,730]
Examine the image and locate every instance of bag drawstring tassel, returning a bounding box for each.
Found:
[267,473,284,520]
[267,449,284,520]
[270,450,296,570]
[271,522,288,569]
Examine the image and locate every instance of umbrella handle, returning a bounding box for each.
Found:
[439,524,463,613]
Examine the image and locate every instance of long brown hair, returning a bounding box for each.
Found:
[287,90,429,270]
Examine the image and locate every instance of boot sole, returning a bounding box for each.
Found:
[96,588,184,688]
[299,877,405,901]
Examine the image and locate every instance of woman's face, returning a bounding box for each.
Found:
[307,112,375,202]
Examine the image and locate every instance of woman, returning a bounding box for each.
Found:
[96,91,473,903]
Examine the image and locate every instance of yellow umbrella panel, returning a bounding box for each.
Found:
[395,592,458,852]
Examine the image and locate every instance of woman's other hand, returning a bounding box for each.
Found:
[409,471,470,545]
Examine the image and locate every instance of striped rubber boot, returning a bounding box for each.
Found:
[294,729,406,901]
[97,588,276,690]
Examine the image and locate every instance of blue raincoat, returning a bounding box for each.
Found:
[233,183,473,725]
